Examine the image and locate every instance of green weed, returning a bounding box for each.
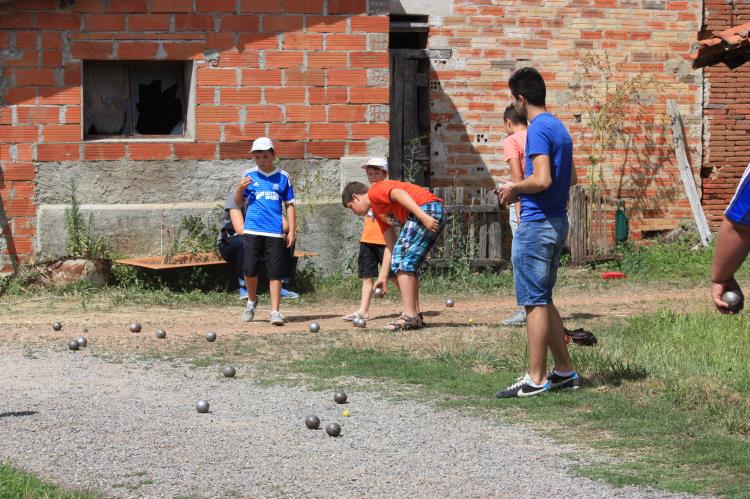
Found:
[0,462,98,499]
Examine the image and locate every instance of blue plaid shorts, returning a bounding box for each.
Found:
[391,201,446,274]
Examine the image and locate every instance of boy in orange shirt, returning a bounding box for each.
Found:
[343,158,395,322]
[342,178,445,330]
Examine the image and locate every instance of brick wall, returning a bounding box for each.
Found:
[0,0,388,272]
[701,0,750,229]
[426,0,704,240]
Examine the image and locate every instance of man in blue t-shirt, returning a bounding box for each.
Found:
[496,67,579,398]
[711,163,750,313]
[234,137,296,326]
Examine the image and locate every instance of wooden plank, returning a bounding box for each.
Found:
[389,53,404,180]
[667,99,712,247]
[479,211,487,259]
[116,251,319,270]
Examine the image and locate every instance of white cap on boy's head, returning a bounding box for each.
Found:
[251,137,274,152]
[362,157,388,172]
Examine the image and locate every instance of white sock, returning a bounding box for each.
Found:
[247,300,256,307]
[553,369,575,377]
[524,374,546,388]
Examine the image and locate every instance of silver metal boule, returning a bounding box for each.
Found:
[334,391,347,404]
[445,298,455,308]
[68,340,79,351]
[195,400,209,413]
[205,331,217,342]
[308,322,320,333]
[305,415,320,429]
[129,322,142,333]
[222,366,236,378]
[722,290,744,312]
[326,422,341,437]
[76,336,87,347]
[52,322,63,331]
[155,329,167,339]
[373,288,383,298]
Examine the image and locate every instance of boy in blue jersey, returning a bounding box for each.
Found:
[234,137,296,326]
[496,67,579,398]
[711,163,750,313]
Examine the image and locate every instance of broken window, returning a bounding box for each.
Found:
[83,61,192,139]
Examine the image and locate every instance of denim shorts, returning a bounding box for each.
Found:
[511,217,569,306]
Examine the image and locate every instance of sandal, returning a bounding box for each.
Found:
[385,314,423,331]
[342,312,368,321]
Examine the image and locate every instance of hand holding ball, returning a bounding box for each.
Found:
[722,290,744,313]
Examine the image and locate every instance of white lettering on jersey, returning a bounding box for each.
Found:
[255,191,281,201]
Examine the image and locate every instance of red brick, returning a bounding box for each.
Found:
[274,141,305,159]
[352,123,390,140]
[326,34,366,50]
[72,0,107,12]
[36,13,81,30]
[308,123,348,140]
[3,51,39,68]
[242,69,282,85]
[309,87,347,104]
[224,124,266,141]
[350,87,389,104]
[65,106,81,125]
[174,143,217,159]
[328,105,366,122]
[350,51,388,68]
[268,123,308,140]
[197,124,221,141]
[306,16,347,32]
[307,52,348,69]
[245,105,284,122]
[282,33,323,50]
[196,105,241,123]
[70,41,113,59]
[4,200,36,217]
[216,50,260,67]
[219,15,260,32]
[85,14,125,31]
[239,33,279,50]
[107,0,148,11]
[174,14,214,30]
[350,16,389,33]
[0,108,11,125]
[41,125,81,142]
[307,141,345,158]
[64,65,82,86]
[220,142,252,159]
[0,126,38,142]
[264,51,304,69]
[118,42,159,59]
[128,15,171,31]
[15,144,34,161]
[221,87,261,104]
[17,107,60,125]
[1,163,35,181]
[284,0,323,14]
[38,87,81,106]
[128,143,174,160]
[328,0,367,14]
[197,68,238,86]
[37,143,79,161]
[265,87,306,103]
[151,0,193,13]
[286,105,325,122]
[196,0,236,12]
[0,32,9,49]
[42,50,63,67]
[0,13,34,29]
[327,69,367,86]
[285,69,325,86]
[162,42,205,59]
[15,31,37,49]
[44,32,64,49]
[240,0,282,13]
[197,87,216,104]
[15,69,56,86]
[261,15,303,32]
[206,33,237,50]
[83,143,127,160]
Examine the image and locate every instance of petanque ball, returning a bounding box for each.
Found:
[68,340,79,351]
[195,400,209,413]
[52,322,63,331]
[76,336,87,348]
[326,422,341,437]
[305,415,320,429]
[155,329,167,339]
[722,290,744,312]
[373,288,384,298]
[333,391,348,404]
[308,322,320,333]
[445,298,455,308]
[222,366,236,378]
[205,331,217,342]
[129,322,142,333]
[353,317,366,328]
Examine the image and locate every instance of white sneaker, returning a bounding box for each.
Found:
[270,311,284,326]
[242,300,256,322]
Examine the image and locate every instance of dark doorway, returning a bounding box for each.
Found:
[389,15,431,185]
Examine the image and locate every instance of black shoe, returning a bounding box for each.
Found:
[495,376,550,399]
[547,371,580,390]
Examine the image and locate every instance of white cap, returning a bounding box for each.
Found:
[361,157,388,172]
[251,137,274,152]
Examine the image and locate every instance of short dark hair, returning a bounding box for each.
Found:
[341,181,368,206]
[503,104,528,127]
[508,67,546,107]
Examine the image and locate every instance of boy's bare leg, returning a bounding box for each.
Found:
[547,304,573,372]
[245,276,258,303]
[269,279,282,311]
[358,278,374,317]
[396,271,419,317]
[525,305,550,385]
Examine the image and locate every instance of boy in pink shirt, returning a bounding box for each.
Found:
[501,104,529,326]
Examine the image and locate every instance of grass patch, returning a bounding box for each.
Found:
[0,462,98,499]
[293,310,750,496]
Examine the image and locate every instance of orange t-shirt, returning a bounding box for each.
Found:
[360,211,386,245]
[368,180,442,232]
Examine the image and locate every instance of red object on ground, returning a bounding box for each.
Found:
[602,271,627,280]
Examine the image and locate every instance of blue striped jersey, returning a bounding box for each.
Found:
[241,167,295,237]
[726,163,750,227]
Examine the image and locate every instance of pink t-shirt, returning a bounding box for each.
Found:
[503,130,527,176]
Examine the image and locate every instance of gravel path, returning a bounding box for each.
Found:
[0,346,693,499]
